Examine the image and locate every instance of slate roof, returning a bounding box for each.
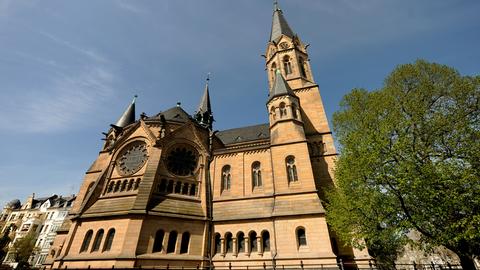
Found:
[270,4,295,42]
[114,96,136,128]
[269,69,296,101]
[146,106,192,123]
[216,123,270,145]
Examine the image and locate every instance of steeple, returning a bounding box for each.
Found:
[269,69,296,101]
[270,0,295,42]
[195,76,214,129]
[113,95,136,129]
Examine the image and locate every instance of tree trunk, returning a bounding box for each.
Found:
[458,254,476,270]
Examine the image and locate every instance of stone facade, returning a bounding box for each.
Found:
[47,3,370,269]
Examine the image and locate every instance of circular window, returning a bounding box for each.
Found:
[166,145,198,176]
[117,141,148,176]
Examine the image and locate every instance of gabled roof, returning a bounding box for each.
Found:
[268,69,296,102]
[217,123,270,145]
[146,106,192,123]
[270,2,295,42]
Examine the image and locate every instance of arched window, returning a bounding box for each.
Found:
[299,57,307,77]
[152,230,165,253]
[214,233,221,254]
[286,156,298,183]
[279,102,287,118]
[114,181,121,192]
[182,183,189,195]
[167,180,174,193]
[297,227,307,247]
[271,63,277,83]
[270,106,276,121]
[120,180,127,192]
[80,230,93,253]
[221,165,231,192]
[180,232,190,254]
[262,231,270,252]
[283,55,292,75]
[103,229,115,252]
[237,232,245,253]
[291,103,298,119]
[174,182,182,194]
[134,178,141,190]
[167,231,178,253]
[107,181,114,193]
[91,229,104,252]
[249,231,257,252]
[159,179,166,192]
[190,184,196,196]
[225,232,233,253]
[127,179,134,191]
[252,162,262,188]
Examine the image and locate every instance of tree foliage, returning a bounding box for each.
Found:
[10,231,37,269]
[326,60,480,268]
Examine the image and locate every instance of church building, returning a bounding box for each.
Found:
[46,3,370,269]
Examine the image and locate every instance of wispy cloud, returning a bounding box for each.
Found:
[116,1,148,15]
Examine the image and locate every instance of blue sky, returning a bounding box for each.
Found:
[0,0,479,206]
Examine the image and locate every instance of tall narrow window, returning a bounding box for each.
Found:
[152,230,165,253]
[114,181,121,192]
[270,106,276,121]
[297,227,307,247]
[279,102,287,118]
[271,63,277,83]
[249,231,257,252]
[283,55,292,75]
[120,180,127,191]
[167,180,174,193]
[190,184,197,196]
[167,231,178,253]
[127,179,134,191]
[286,156,298,183]
[214,233,221,254]
[103,229,115,252]
[262,231,270,252]
[91,229,104,252]
[180,232,190,254]
[221,165,231,192]
[80,230,93,253]
[291,103,298,119]
[134,178,141,190]
[252,162,262,188]
[299,57,307,77]
[237,232,245,253]
[159,179,166,192]
[174,181,182,193]
[107,181,114,193]
[225,232,233,253]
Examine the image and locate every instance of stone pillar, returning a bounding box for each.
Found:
[245,237,250,256]
[257,236,263,255]
[233,238,238,257]
[221,238,226,257]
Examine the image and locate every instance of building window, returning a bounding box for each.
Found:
[174,181,182,193]
[127,179,134,191]
[262,231,270,252]
[153,230,164,253]
[91,229,104,252]
[225,232,233,253]
[134,178,141,190]
[221,165,231,192]
[80,230,93,253]
[114,181,121,192]
[167,180,174,193]
[271,63,277,83]
[283,55,292,75]
[286,155,298,183]
[299,57,307,77]
[180,232,190,254]
[214,233,221,254]
[291,103,298,119]
[279,102,287,118]
[249,231,257,252]
[190,184,197,196]
[270,106,276,121]
[107,181,114,193]
[297,227,307,247]
[237,232,245,253]
[167,231,178,253]
[252,162,262,188]
[103,229,115,251]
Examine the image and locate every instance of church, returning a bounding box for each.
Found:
[46,2,370,269]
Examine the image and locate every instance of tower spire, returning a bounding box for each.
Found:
[269,69,296,101]
[195,74,214,129]
[270,0,295,42]
[113,95,136,129]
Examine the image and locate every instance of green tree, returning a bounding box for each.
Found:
[10,231,37,270]
[0,225,12,261]
[326,60,480,269]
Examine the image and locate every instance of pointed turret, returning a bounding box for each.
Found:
[270,0,295,42]
[269,69,296,101]
[113,95,136,129]
[195,77,214,129]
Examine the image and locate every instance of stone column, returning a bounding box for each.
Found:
[233,238,238,257]
[245,237,250,256]
[221,238,226,257]
[257,236,263,255]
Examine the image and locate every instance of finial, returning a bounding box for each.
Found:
[132,94,138,104]
[273,0,279,11]
[176,102,181,107]
[206,72,211,82]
